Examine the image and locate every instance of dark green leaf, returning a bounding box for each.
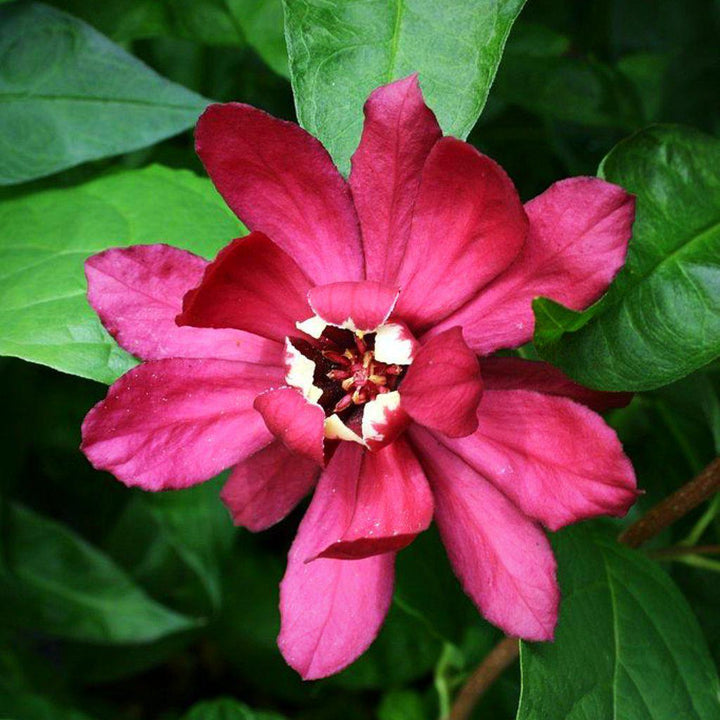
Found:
[534,126,720,390]
[395,526,489,646]
[283,0,526,174]
[48,0,245,46]
[0,165,243,384]
[228,0,288,77]
[105,478,235,616]
[495,23,642,129]
[182,697,285,720]
[378,690,428,720]
[0,3,209,184]
[333,603,440,690]
[0,503,197,643]
[517,525,720,720]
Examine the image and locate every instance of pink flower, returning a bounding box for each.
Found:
[81,75,637,679]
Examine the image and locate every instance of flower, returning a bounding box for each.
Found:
[81,75,637,680]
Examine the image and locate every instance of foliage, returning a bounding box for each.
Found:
[0,1,718,719]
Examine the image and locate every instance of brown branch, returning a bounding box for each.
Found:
[447,456,720,720]
[618,456,720,548]
[446,637,519,720]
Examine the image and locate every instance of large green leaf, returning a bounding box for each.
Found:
[0,503,197,643]
[533,125,720,391]
[0,165,243,384]
[517,525,720,720]
[283,0,526,174]
[0,3,209,184]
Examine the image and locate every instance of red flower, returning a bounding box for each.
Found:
[81,76,637,679]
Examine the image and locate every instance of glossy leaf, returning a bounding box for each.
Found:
[0,3,209,184]
[283,0,526,174]
[517,525,720,720]
[0,503,197,643]
[0,165,243,384]
[534,126,720,391]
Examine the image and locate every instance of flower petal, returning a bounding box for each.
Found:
[86,244,281,364]
[349,74,442,283]
[254,387,325,466]
[394,138,527,330]
[362,391,411,453]
[278,461,395,678]
[81,359,280,490]
[304,440,433,560]
[480,356,632,412]
[221,440,320,531]
[399,328,482,438]
[307,281,399,333]
[177,232,312,343]
[195,102,363,284]
[373,321,418,365]
[431,389,638,531]
[432,177,635,353]
[410,425,559,641]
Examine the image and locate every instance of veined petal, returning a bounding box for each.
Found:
[254,386,325,466]
[279,467,395,678]
[177,232,312,343]
[480,356,632,412]
[399,328,482,438]
[432,177,635,353]
[81,359,279,490]
[195,102,363,284]
[433,389,638,531]
[410,425,559,641]
[307,281,399,333]
[349,74,442,283]
[85,244,281,364]
[221,440,320,531]
[306,440,433,561]
[395,138,527,330]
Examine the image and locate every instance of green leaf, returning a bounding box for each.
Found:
[517,525,720,720]
[395,526,488,646]
[0,165,243,384]
[0,503,197,643]
[495,23,642,129]
[227,0,288,77]
[283,0,526,174]
[182,698,285,720]
[333,603,441,690]
[105,477,235,616]
[378,690,428,720]
[48,0,245,46]
[533,125,720,391]
[0,3,209,184]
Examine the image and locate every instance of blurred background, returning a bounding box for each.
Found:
[1,1,719,719]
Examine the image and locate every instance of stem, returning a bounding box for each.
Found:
[682,493,720,546]
[618,457,720,548]
[447,456,720,719]
[445,637,519,720]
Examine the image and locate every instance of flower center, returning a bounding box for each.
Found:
[286,326,406,421]
[323,333,403,413]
